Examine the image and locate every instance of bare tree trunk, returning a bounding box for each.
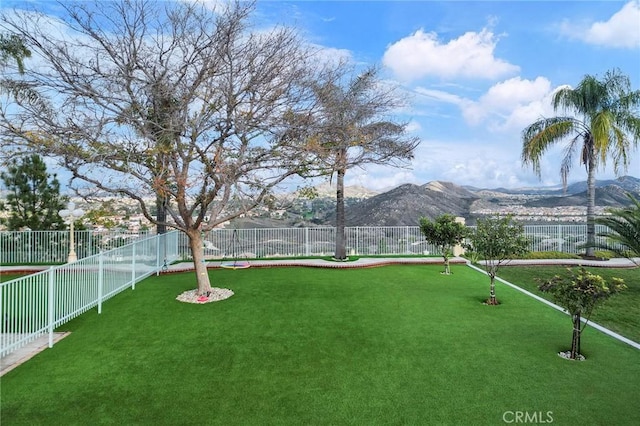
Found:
[571,313,581,359]
[156,196,167,235]
[334,167,347,260]
[585,153,596,258]
[187,229,213,295]
[488,274,497,305]
[155,196,167,265]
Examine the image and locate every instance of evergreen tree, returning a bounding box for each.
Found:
[0,154,67,230]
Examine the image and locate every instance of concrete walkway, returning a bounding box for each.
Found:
[478,257,639,268]
[1,333,70,376]
[0,257,470,276]
[1,256,637,376]
[2,256,638,276]
[164,256,470,272]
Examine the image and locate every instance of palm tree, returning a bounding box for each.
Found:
[307,66,419,260]
[522,69,640,257]
[592,194,640,262]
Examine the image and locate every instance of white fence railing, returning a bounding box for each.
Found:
[0,230,152,264]
[188,224,619,260]
[0,225,622,264]
[191,226,437,259]
[0,231,179,358]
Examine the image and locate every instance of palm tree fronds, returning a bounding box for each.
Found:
[522,69,640,258]
[521,117,578,176]
[591,193,640,260]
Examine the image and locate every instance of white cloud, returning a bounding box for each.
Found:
[405,120,422,134]
[559,0,640,49]
[382,28,519,82]
[349,135,635,191]
[345,167,420,191]
[413,87,467,106]
[309,44,353,67]
[186,0,228,12]
[349,139,544,190]
[345,110,639,190]
[462,76,554,130]
[413,77,557,133]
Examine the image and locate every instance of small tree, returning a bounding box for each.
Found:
[539,268,625,360]
[0,154,67,230]
[466,215,529,305]
[419,214,466,275]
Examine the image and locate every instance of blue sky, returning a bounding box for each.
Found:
[253,0,640,190]
[3,0,639,191]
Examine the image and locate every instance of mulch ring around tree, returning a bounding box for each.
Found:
[176,288,234,304]
[558,351,586,361]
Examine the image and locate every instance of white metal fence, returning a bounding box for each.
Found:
[0,225,621,264]
[0,230,152,264]
[192,226,438,259]
[190,224,618,260]
[0,231,179,358]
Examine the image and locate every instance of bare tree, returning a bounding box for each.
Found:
[0,0,322,294]
[304,65,420,260]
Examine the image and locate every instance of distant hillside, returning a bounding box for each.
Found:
[229,175,640,228]
[524,184,640,208]
[562,175,640,195]
[329,177,640,226]
[327,181,479,226]
[466,175,640,196]
[312,182,379,199]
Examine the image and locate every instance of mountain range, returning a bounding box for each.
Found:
[316,175,640,227]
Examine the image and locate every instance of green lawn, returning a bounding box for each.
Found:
[0,273,29,283]
[2,265,639,425]
[496,265,640,343]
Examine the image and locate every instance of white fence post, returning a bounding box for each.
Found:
[405,226,410,254]
[47,267,55,348]
[354,227,359,255]
[131,244,136,290]
[98,253,104,314]
[156,234,161,276]
[254,229,257,257]
[558,224,563,252]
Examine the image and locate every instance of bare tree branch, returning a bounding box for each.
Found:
[0,0,324,293]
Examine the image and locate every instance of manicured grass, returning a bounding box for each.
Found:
[497,265,640,343]
[0,273,28,283]
[2,265,639,425]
